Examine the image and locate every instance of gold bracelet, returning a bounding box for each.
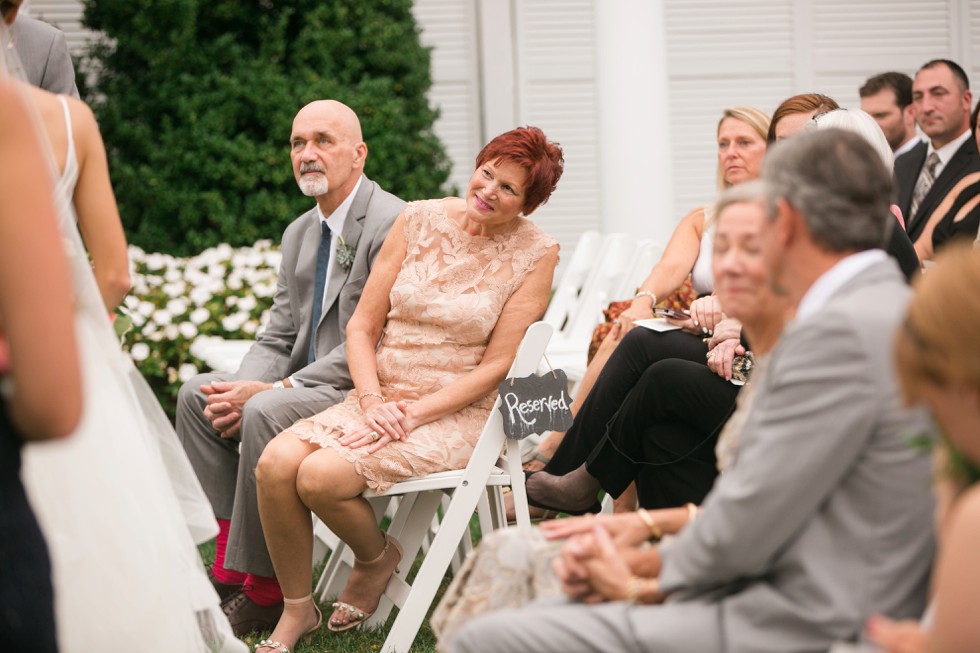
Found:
[636,508,663,540]
[625,575,660,603]
[685,502,699,524]
[357,391,385,404]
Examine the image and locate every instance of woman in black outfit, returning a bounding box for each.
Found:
[527,183,787,514]
[0,71,83,651]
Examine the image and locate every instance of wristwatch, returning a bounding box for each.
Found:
[272,380,285,389]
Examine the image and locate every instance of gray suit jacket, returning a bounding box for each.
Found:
[11,16,79,97]
[235,176,403,393]
[657,259,935,652]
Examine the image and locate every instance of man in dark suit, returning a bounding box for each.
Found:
[177,100,403,635]
[895,59,980,243]
[10,12,79,97]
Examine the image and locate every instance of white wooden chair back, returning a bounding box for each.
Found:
[542,230,603,333]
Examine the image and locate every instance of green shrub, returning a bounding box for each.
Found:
[82,0,450,255]
[119,240,278,417]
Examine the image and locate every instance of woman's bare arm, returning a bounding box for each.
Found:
[0,82,82,439]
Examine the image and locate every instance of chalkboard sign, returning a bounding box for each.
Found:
[497,369,574,440]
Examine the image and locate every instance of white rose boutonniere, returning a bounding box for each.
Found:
[336,236,355,271]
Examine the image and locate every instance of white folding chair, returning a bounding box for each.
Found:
[544,233,638,389]
[543,229,603,334]
[314,321,553,653]
[615,239,665,300]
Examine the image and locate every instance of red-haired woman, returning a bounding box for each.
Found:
[254,127,564,650]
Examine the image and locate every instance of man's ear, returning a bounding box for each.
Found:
[772,197,800,250]
[352,142,368,169]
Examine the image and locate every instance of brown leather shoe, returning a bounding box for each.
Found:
[208,569,244,603]
[221,590,284,636]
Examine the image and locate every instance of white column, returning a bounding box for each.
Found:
[477,0,518,142]
[595,0,674,244]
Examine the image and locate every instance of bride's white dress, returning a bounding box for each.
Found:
[2,41,246,653]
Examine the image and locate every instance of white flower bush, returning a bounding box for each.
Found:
[118,239,280,417]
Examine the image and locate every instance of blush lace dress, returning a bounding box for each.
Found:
[283,199,557,492]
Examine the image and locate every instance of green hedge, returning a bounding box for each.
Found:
[82,0,450,255]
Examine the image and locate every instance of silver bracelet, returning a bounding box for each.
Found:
[357,391,385,404]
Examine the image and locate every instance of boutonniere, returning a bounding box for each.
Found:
[336,236,355,271]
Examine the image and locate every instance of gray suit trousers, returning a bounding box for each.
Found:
[176,372,342,577]
[449,595,722,653]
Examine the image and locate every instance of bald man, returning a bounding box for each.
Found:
[177,100,404,635]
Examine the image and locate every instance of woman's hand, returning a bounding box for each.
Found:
[541,512,651,547]
[706,337,744,381]
[687,295,725,335]
[584,525,657,603]
[865,615,927,653]
[339,399,416,451]
[706,318,742,349]
[553,531,604,603]
[620,297,655,324]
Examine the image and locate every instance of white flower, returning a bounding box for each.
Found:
[225,295,239,307]
[145,253,167,271]
[189,307,210,325]
[178,322,199,339]
[166,298,189,316]
[206,264,227,279]
[130,342,151,361]
[227,275,243,291]
[221,313,248,332]
[152,309,173,326]
[237,295,257,312]
[178,363,198,382]
[189,287,212,306]
[163,324,179,340]
[164,267,182,282]
[242,320,257,335]
[141,322,158,337]
[162,281,187,298]
[138,301,155,318]
[124,295,141,310]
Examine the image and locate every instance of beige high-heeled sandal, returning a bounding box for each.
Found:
[328,531,403,633]
[254,594,322,653]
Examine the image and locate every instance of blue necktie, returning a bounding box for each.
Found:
[308,221,331,364]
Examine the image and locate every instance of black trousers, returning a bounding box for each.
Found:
[543,327,738,509]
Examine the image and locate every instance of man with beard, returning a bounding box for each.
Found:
[177,99,403,635]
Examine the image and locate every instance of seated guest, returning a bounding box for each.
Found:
[868,243,980,653]
[433,183,790,643]
[772,95,920,279]
[897,60,980,247]
[253,126,562,651]
[767,92,838,143]
[859,72,919,158]
[524,182,788,514]
[911,111,980,261]
[525,106,770,500]
[443,128,935,653]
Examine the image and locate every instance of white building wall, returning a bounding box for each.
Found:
[27,0,980,264]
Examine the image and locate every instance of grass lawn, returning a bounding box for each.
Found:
[200,534,453,653]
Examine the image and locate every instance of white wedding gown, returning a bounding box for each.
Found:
[2,30,246,653]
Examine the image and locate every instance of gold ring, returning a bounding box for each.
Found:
[706,351,715,360]
[370,431,380,442]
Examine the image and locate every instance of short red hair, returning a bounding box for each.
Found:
[475,126,564,215]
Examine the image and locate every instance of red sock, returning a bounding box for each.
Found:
[211,518,246,585]
[244,573,283,606]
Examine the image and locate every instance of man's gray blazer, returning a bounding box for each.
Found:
[656,259,935,652]
[235,175,403,391]
[11,15,79,97]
